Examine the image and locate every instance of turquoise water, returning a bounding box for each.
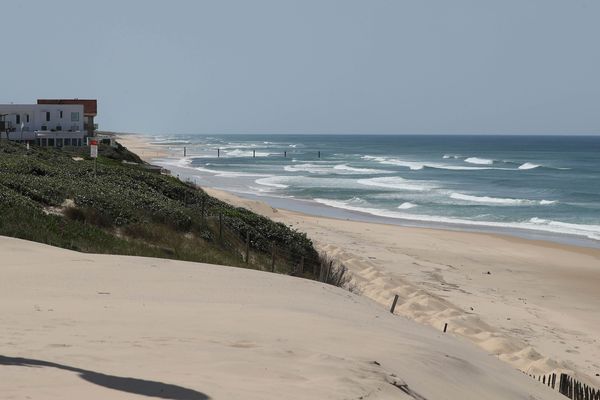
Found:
[149,134,600,244]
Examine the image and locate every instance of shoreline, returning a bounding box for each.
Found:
[118,133,600,386]
[119,133,599,250]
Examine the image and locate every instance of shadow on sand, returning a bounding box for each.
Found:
[0,355,209,399]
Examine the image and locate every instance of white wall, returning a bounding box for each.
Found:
[0,104,84,133]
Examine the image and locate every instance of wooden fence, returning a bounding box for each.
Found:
[528,372,600,400]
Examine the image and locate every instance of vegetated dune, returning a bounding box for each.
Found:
[0,236,562,399]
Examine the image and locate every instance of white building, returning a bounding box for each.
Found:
[0,103,85,147]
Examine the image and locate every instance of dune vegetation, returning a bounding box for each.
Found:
[0,141,321,276]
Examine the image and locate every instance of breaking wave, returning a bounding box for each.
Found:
[284,163,392,175]
[398,202,418,209]
[357,176,436,191]
[226,149,272,157]
[450,193,557,206]
[465,157,494,165]
[518,162,540,170]
[254,176,289,189]
[361,155,510,171]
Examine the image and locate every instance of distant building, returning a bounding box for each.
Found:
[0,99,97,147]
[37,99,97,137]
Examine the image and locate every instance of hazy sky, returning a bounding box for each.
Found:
[2,1,599,135]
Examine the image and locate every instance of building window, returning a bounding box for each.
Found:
[56,125,62,131]
[26,114,30,123]
[16,114,20,124]
[71,112,80,122]
[46,112,50,122]
[59,111,63,118]
[41,125,48,131]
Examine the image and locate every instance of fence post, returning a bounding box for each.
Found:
[245,231,250,263]
[443,323,448,333]
[318,262,324,282]
[324,260,332,283]
[271,242,275,272]
[390,294,399,313]
[219,213,223,243]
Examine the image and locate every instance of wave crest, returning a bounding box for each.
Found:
[357,177,435,191]
[465,157,494,165]
[518,162,540,170]
[450,192,556,206]
[398,202,418,209]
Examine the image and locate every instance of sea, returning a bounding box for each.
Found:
[146,134,600,247]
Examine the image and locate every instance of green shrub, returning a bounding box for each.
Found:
[0,140,320,276]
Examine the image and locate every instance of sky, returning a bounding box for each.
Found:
[1,0,599,135]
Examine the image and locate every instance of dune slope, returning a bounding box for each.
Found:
[0,236,563,399]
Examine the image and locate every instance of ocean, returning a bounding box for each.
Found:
[147,134,600,247]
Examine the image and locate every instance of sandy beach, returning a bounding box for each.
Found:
[114,133,170,159]
[117,134,600,388]
[1,235,566,399]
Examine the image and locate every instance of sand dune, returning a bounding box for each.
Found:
[203,187,600,389]
[0,235,565,399]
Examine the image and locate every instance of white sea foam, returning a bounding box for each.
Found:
[313,199,600,241]
[518,162,540,170]
[332,164,393,174]
[362,156,429,170]
[254,176,289,189]
[284,163,391,175]
[226,149,272,157]
[362,155,509,171]
[357,177,435,191]
[398,202,418,209]
[443,154,461,159]
[465,157,494,165]
[450,193,557,206]
[194,166,270,178]
[284,164,328,174]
